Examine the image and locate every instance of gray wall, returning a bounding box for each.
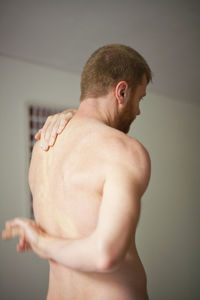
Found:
[132,93,200,300]
[0,55,199,300]
[0,56,80,300]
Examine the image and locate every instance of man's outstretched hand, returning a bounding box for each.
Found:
[35,109,77,151]
[2,218,50,259]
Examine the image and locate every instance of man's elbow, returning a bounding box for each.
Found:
[96,251,123,273]
[94,234,127,273]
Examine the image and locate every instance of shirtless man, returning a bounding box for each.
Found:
[2,44,152,300]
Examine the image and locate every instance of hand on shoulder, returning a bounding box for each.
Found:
[35,109,77,151]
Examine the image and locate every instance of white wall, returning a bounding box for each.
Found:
[0,55,199,300]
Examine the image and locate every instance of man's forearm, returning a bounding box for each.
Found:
[39,231,111,273]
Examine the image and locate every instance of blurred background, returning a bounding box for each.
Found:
[0,0,199,299]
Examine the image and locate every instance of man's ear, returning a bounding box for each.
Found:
[115,81,129,105]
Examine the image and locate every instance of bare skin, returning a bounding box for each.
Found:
[2,76,151,300]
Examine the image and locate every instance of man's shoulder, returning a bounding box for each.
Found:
[105,129,150,169]
[103,128,150,165]
[127,137,150,164]
[103,132,151,195]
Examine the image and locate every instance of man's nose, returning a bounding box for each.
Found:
[137,109,141,116]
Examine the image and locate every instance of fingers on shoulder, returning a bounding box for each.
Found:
[39,112,73,149]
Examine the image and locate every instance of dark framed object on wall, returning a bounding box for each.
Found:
[28,104,63,217]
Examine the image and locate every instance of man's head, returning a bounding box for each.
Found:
[80,44,152,102]
[114,74,148,133]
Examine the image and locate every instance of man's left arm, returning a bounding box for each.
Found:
[2,148,151,273]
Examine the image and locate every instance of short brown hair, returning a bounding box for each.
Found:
[80,44,152,101]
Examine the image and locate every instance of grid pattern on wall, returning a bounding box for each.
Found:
[28,105,63,155]
[28,104,63,216]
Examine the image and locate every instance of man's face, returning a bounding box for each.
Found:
[118,75,147,133]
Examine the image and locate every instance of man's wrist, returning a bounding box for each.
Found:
[38,234,53,259]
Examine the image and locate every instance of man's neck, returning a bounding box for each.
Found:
[76,95,119,129]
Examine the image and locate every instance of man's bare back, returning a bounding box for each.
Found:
[29,114,150,300]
